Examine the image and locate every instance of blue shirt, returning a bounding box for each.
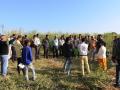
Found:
[22,46,32,65]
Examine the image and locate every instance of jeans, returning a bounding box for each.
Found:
[0,55,9,76]
[64,57,72,75]
[25,63,36,80]
[116,64,120,85]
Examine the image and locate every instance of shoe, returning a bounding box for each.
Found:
[33,76,37,81]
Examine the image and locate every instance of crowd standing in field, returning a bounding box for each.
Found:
[0,33,118,87]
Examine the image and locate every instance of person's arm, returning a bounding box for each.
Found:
[22,48,25,64]
[29,47,33,62]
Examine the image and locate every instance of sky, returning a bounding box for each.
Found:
[0,0,120,33]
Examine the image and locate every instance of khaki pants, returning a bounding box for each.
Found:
[98,58,107,70]
[80,56,90,75]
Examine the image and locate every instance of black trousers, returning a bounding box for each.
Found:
[59,45,63,56]
[53,46,59,58]
[35,45,40,59]
[43,46,49,59]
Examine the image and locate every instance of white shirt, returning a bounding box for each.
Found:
[34,37,41,46]
[97,45,106,59]
[78,42,88,56]
[59,39,65,46]
[54,38,59,46]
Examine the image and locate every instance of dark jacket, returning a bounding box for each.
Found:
[63,42,73,57]
[0,41,8,55]
[112,38,120,64]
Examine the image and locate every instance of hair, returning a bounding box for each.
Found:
[65,37,70,43]
[81,38,85,42]
[17,35,22,39]
[24,35,27,38]
[36,33,39,37]
[24,40,30,46]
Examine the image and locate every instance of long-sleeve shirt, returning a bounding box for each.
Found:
[22,46,32,65]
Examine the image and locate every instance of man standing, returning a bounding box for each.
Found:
[53,36,59,58]
[34,34,41,59]
[112,36,120,87]
[43,35,49,59]
[78,38,90,76]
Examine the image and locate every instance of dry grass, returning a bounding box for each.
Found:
[0,57,118,90]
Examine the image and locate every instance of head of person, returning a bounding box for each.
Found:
[91,36,95,40]
[36,33,39,37]
[65,37,70,43]
[74,35,77,39]
[81,38,86,43]
[33,35,36,39]
[24,40,31,46]
[24,35,27,38]
[46,34,49,38]
[54,36,57,39]
[97,34,103,40]
[0,35,8,42]
[17,35,22,41]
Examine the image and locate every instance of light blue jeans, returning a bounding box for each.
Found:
[0,55,9,76]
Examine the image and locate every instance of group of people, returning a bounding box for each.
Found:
[63,34,107,76]
[0,34,36,80]
[1,32,120,88]
[0,33,107,79]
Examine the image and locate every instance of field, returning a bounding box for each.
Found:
[0,56,119,90]
[0,32,119,90]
